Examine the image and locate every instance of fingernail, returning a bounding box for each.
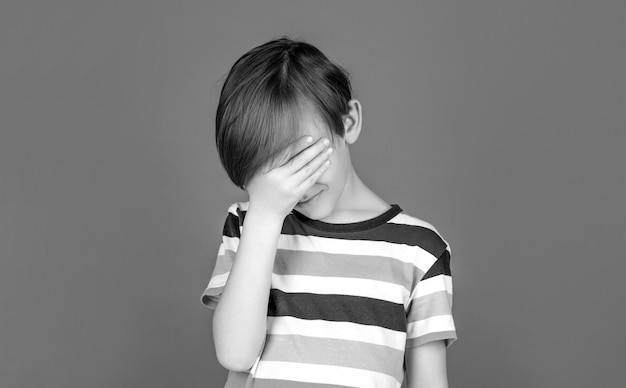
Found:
[327,147,333,154]
[306,136,313,143]
[323,138,330,146]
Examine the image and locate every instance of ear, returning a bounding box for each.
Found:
[342,99,362,145]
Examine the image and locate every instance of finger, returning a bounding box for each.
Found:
[293,144,333,185]
[265,135,314,173]
[289,135,317,161]
[283,137,331,173]
[300,158,332,189]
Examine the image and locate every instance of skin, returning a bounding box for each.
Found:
[253,99,390,223]
[213,118,339,372]
[404,340,449,388]
[215,99,449,387]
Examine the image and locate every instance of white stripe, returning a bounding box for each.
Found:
[407,315,456,338]
[409,247,437,274]
[277,234,436,272]
[388,213,437,230]
[233,201,249,212]
[253,361,401,388]
[207,272,228,289]
[271,274,408,304]
[220,236,239,253]
[409,274,453,300]
[267,316,407,351]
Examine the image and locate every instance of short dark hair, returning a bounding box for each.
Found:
[215,36,353,189]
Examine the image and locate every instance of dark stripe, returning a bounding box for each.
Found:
[268,289,407,332]
[291,204,403,232]
[222,212,241,238]
[237,209,447,258]
[422,250,451,281]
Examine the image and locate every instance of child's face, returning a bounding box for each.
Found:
[292,109,351,221]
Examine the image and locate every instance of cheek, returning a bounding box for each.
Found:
[313,140,346,183]
[321,153,347,189]
[313,169,332,189]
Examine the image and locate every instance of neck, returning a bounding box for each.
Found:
[321,162,390,224]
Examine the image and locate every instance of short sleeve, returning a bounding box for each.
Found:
[200,202,243,309]
[405,243,457,348]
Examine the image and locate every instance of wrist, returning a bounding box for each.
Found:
[245,203,287,226]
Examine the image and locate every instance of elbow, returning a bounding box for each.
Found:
[215,343,261,372]
[213,325,263,372]
[212,306,266,372]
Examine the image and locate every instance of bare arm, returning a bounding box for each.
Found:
[404,340,449,388]
[212,135,333,372]
[212,209,283,371]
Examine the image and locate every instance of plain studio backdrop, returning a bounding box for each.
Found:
[1,1,624,387]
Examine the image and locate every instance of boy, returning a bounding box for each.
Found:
[201,36,457,388]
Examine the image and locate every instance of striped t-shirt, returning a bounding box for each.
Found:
[201,201,456,388]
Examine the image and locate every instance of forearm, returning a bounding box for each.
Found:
[212,209,283,371]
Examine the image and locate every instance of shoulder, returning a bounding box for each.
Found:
[224,201,250,221]
[225,201,249,214]
[388,208,451,259]
[220,201,250,235]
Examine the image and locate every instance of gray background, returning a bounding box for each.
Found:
[1,1,624,387]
